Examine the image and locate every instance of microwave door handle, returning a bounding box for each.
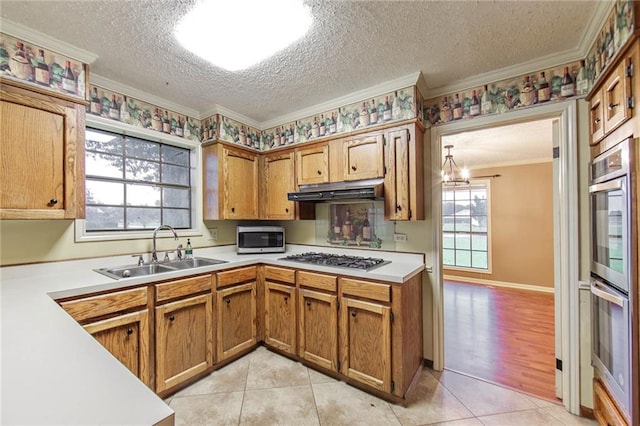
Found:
[590,280,625,307]
[589,179,623,193]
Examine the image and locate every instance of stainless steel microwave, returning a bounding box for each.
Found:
[236,226,285,254]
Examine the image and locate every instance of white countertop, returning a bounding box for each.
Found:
[0,244,424,425]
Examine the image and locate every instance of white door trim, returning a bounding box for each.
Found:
[430,100,581,414]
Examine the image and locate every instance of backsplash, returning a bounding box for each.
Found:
[0,32,87,100]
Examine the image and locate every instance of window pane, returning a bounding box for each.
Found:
[443,190,454,201]
[443,249,455,266]
[125,158,160,182]
[442,201,455,215]
[443,233,455,249]
[163,187,190,208]
[456,250,471,267]
[470,188,487,200]
[162,164,189,186]
[443,216,455,231]
[472,251,488,269]
[127,184,160,206]
[164,208,190,228]
[472,199,487,215]
[86,180,124,205]
[162,145,189,166]
[472,234,487,251]
[126,138,159,161]
[456,233,471,250]
[86,153,123,178]
[454,188,470,200]
[86,206,124,230]
[455,217,471,232]
[472,216,487,232]
[86,129,123,153]
[454,200,470,214]
[126,207,161,229]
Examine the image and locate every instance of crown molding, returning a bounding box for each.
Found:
[260,71,421,129]
[90,74,201,119]
[577,1,615,57]
[200,104,262,129]
[0,18,98,64]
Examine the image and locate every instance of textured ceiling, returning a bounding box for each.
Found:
[1,1,599,123]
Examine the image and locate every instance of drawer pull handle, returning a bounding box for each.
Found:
[351,165,357,171]
[306,300,311,307]
[351,311,357,318]
[608,103,619,110]
[169,315,175,322]
[48,198,58,206]
[126,328,133,335]
[317,170,322,175]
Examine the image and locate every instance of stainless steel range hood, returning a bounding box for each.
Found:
[287,178,384,202]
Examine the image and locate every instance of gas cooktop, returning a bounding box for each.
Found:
[280,252,390,271]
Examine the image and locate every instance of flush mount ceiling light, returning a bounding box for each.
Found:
[442,144,469,186]
[175,0,312,71]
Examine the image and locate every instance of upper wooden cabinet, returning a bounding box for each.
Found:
[261,150,295,220]
[384,124,424,221]
[203,143,259,220]
[0,81,85,219]
[343,134,385,181]
[296,143,329,185]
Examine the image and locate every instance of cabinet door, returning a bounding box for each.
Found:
[343,134,384,181]
[84,310,150,387]
[216,282,257,362]
[263,151,295,219]
[384,128,411,220]
[296,144,329,185]
[339,297,391,393]
[298,289,338,371]
[602,58,631,135]
[223,146,259,219]
[0,84,84,219]
[589,89,605,145]
[264,281,296,354]
[156,293,213,393]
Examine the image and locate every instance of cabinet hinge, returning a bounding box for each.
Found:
[626,62,633,78]
[391,381,395,392]
[408,209,412,220]
[390,311,395,322]
[337,301,340,310]
[627,96,634,109]
[384,166,387,175]
[337,361,341,371]
[407,131,411,142]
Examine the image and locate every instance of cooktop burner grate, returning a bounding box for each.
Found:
[279,252,390,271]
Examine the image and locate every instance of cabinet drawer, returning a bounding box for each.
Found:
[60,287,147,322]
[297,271,337,292]
[216,266,257,288]
[265,265,296,284]
[155,274,213,303]
[340,278,390,303]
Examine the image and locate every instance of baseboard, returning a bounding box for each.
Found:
[580,405,595,420]
[443,275,554,294]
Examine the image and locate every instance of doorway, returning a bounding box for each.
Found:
[429,101,581,414]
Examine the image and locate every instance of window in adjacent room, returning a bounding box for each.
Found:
[442,181,490,271]
[84,127,193,232]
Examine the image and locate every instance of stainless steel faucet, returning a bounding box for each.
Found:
[151,225,179,263]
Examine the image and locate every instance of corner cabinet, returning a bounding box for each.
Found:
[203,142,259,220]
[0,80,85,219]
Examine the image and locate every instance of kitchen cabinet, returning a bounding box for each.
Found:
[216,266,258,362]
[339,278,392,393]
[0,80,85,219]
[264,266,297,355]
[593,378,627,426]
[59,287,150,387]
[203,142,259,220]
[296,143,329,185]
[155,274,213,393]
[343,133,385,181]
[261,150,296,220]
[384,123,424,221]
[297,271,339,372]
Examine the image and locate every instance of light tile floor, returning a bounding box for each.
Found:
[166,347,596,426]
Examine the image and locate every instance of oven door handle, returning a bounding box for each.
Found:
[589,179,623,193]
[590,280,625,307]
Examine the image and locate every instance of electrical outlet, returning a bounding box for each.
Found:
[209,227,218,241]
[394,233,407,242]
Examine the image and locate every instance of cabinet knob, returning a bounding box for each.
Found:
[351,165,357,171]
[351,311,357,318]
[169,315,175,321]
[594,118,601,124]
[48,198,58,206]
[285,208,289,213]
[396,205,402,212]
[231,207,235,213]
[608,103,619,110]
[126,328,133,335]
[226,298,231,305]
[317,170,322,175]
[284,296,288,301]
[306,300,311,307]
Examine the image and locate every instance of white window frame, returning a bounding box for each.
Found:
[442,179,492,273]
[75,115,204,242]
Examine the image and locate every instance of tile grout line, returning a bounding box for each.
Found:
[237,351,253,426]
[307,367,323,425]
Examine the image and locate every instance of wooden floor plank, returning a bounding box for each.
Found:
[444,280,558,402]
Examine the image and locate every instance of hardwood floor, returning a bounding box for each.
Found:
[444,279,558,402]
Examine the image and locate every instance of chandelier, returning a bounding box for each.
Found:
[442,145,469,185]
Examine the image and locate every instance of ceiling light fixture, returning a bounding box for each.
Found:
[442,145,469,186]
[175,0,312,72]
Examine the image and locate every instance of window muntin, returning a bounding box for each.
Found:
[85,128,192,232]
[442,181,490,270]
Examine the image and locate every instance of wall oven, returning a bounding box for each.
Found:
[589,137,637,423]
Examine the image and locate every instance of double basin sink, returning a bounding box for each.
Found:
[94,257,227,280]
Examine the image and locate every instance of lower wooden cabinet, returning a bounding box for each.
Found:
[265,281,297,355]
[593,378,627,426]
[216,281,257,362]
[298,288,339,372]
[155,293,213,393]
